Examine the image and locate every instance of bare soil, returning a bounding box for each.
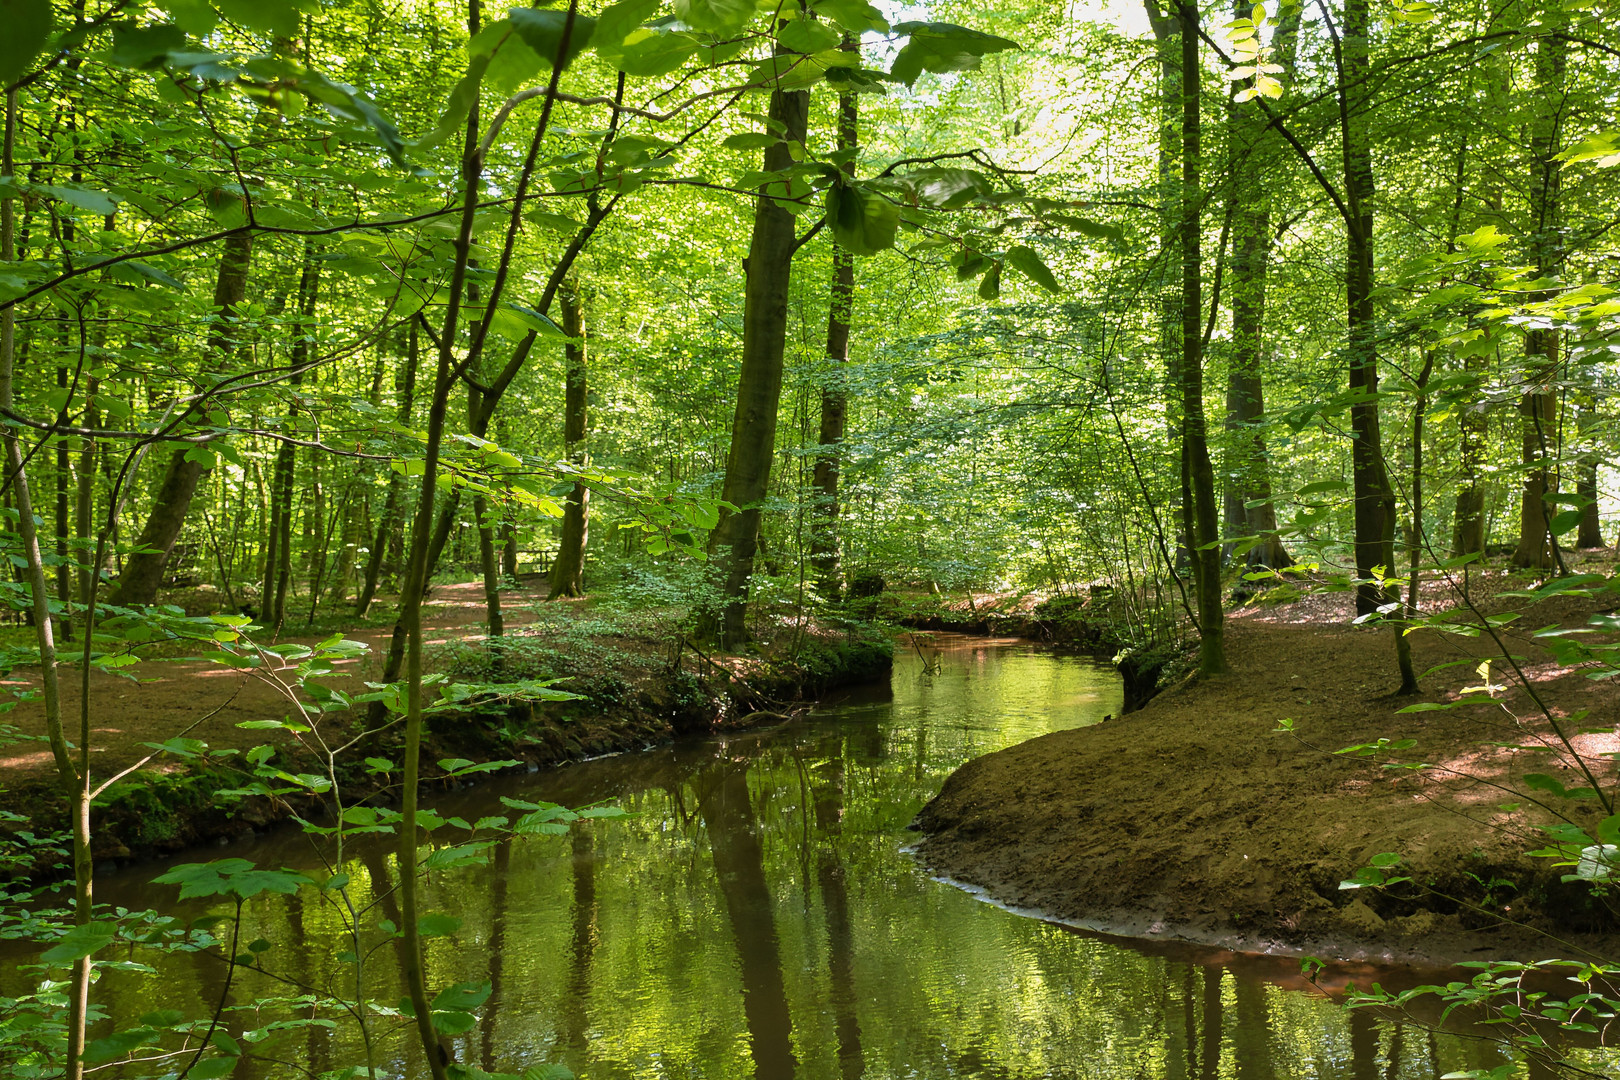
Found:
[913,562,1620,966]
[0,578,546,783]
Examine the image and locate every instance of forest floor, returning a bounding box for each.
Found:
[0,576,891,867]
[0,577,548,781]
[913,551,1620,966]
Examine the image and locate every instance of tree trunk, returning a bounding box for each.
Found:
[1450,356,1488,557]
[549,279,589,599]
[1511,30,1565,570]
[109,230,253,606]
[263,250,320,628]
[1338,0,1413,689]
[809,36,859,602]
[1340,0,1397,618]
[74,377,99,607]
[702,81,811,648]
[1222,1,1296,571]
[327,482,361,604]
[1177,1,1226,676]
[1576,408,1603,548]
[357,322,418,617]
[1145,0,1187,568]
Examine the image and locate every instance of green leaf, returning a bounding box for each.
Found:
[140,736,208,758]
[166,0,218,35]
[889,22,1018,86]
[723,132,779,151]
[188,1056,241,1079]
[1549,508,1584,536]
[216,0,306,38]
[40,921,118,964]
[434,981,494,1012]
[1297,479,1348,495]
[285,66,408,167]
[978,261,1002,300]
[109,22,188,68]
[1004,245,1060,293]
[152,858,307,899]
[508,8,597,70]
[418,913,463,938]
[778,18,842,54]
[810,0,889,33]
[826,182,899,256]
[0,0,52,85]
[525,209,583,232]
[490,303,570,342]
[472,20,544,94]
[416,54,491,151]
[906,167,992,209]
[595,1,699,78]
[674,0,756,33]
[39,185,120,215]
[1047,212,1122,241]
[84,1027,161,1064]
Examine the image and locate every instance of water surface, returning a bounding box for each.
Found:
[84,635,1545,1078]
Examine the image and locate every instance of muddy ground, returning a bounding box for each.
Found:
[913,563,1620,966]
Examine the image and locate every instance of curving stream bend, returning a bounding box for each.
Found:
[80,634,1528,1078]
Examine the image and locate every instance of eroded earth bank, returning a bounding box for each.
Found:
[912,589,1620,966]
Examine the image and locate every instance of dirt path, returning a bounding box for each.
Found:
[0,579,546,784]
[913,580,1620,965]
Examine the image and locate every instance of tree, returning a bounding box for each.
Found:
[703,77,812,648]
[548,278,589,599]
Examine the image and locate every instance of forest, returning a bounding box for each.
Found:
[2,0,1620,1075]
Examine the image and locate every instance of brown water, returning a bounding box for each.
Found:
[66,636,1594,1078]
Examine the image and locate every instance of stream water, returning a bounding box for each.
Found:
[80,635,1540,1078]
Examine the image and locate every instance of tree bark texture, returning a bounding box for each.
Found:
[356,322,418,617]
[1222,1,1296,571]
[549,280,589,599]
[704,83,811,647]
[110,229,254,606]
[1511,31,1565,570]
[1340,0,1397,617]
[809,36,858,602]
[1178,2,1226,676]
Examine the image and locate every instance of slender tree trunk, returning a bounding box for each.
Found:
[1177,2,1226,676]
[3,87,91,1080]
[1511,31,1565,570]
[1146,0,1187,568]
[372,12,608,720]
[702,80,811,648]
[1576,406,1602,548]
[109,230,253,606]
[1337,0,1397,619]
[327,483,361,604]
[1222,2,1297,571]
[809,37,859,602]
[357,323,418,616]
[74,377,100,606]
[549,279,589,599]
[1338,0,1411,688]
[54,364,73,637]
[263,246,320,629]
[1451,354,1488,557]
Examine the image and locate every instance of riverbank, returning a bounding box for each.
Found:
[0,579,892,874]
[912,583,1620,966]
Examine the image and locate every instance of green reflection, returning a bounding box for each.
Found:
[53,638,1605,1079]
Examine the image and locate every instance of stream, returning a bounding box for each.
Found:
[79,634,1529,1078]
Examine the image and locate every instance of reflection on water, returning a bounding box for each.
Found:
[59,638,1570,1077]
